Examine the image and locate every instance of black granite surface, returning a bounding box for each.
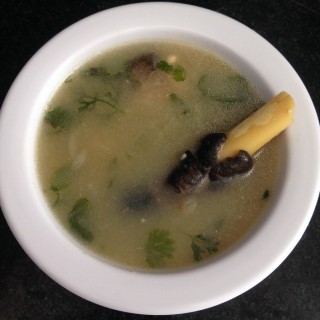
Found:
[0,1,319,319]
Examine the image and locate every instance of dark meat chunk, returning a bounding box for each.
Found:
[209,150,253,181]
[127,54,157,81]
[196,133,226,167]
[123,188,155,212]
[166,133,254,193]
[167,151,208,193]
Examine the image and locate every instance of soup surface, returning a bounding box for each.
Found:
[37,40,280,270]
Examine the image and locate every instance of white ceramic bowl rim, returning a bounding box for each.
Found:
[0,2,320,315]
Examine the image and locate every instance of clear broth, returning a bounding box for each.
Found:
[37,41,280,270]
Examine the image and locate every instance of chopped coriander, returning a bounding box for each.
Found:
[68,198,93,242]
[144,229,175,268]
[169,93,189,115]
[213,218,225,230]
[108,179,114,189]
[190,233,219,262]
[263,189,270,199]
[172,65,186,81]
[156,60,186,81]
[108,70,141,89]
[82,67,110,78]
[44,107,72,130]
[50,163,73,205]
[78,96,105,112]
[105,91,118,105]
[107,158,117,190]
[108,157,118,171]
[156,60,173,73]
[79,95,124,113]
[198,73,249,103]
[64,76,72,83]
[50,164,72,192]
[169,93,184,106]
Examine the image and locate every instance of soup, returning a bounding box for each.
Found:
[36,40,280,270]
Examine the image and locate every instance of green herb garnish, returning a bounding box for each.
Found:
[106,158,118,190]
[169,93,189,115]
[64,76,72,83]
[169,93,184,105]
[263,189,270,199]
[198,73,249,104]
[191,234,219,262]
[78,94,124,114]
[82,67,110,79]
[144,229,175,268]
[108,157,118,170]
[78,97,96,111]
[213,218,225,231]
[172,65,186,81]
[44,107,72,130]
[68,198,93,242]
[108,179,114,189]
[156,60,174,73]
[50,164,73,206]
[156,60,186,81]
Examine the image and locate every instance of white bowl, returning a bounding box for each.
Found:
[0,2,319,315]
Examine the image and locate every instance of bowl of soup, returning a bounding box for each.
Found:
[0,2,319,315]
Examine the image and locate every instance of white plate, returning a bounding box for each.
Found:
[0,2,319,315]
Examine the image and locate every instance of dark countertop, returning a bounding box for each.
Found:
[0,1,319,319]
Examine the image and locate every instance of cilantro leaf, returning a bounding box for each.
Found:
[191,233,219,262]
[213,218,225,231]
[263,189,270,199]
[144,229,175,268]
[50,164,72,192]
[108,157,118,170]
[172,65,186,81]
[107,158,118,189]
[50,163,73,206]
[78,97,98,112]
[79,95,124,114]
[82,67,110,78]
[68,198,94,242]
[198,73,249,103]
[44,107,72,129]
[169,93,184,106]
[156,60,186,81]
[156,60,174,73]
[64,76,72,83]
[169,93,189,115]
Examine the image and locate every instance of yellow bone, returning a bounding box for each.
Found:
[218,91,295,162]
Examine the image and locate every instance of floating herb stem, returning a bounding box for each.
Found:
[79,94,124,113]
[68,198,94,242]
